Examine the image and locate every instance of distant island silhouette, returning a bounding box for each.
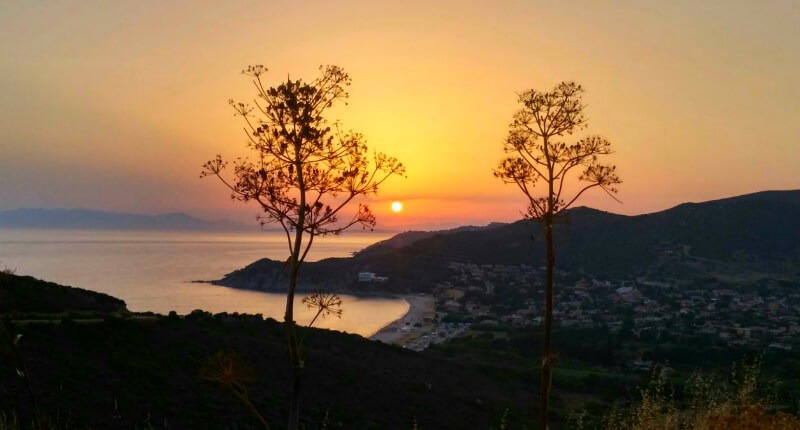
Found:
[0,208,252,231]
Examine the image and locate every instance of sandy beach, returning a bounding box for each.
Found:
[369,294,436,345]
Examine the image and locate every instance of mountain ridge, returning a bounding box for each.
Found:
[214,189,800,292]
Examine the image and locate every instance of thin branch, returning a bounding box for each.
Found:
[559,182,603,214]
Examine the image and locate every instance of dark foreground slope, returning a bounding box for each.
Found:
[2,315,532,429]
[1,275,533,429]
[0,272,126,314]
[216,190,800,292]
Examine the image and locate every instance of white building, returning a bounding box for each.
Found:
[358,272,389,282]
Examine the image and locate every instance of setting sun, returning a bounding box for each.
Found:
[391,201,403,213]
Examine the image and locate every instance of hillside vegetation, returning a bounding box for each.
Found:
[2,274,800,428]
[1,274,532,429]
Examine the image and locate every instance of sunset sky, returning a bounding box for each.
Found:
[1,1,798,230]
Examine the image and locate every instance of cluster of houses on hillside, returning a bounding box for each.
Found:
[428,261,800,349]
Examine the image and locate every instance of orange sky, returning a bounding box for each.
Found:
[1,1,798,230]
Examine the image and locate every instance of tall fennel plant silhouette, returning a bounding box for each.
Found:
[494,82,621,429]
[202,65,404,430]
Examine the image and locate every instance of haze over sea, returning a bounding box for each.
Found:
[0,229,406,337]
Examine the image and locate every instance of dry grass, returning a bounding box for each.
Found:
[579,357,800,430]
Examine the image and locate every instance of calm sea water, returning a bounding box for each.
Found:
[0,229,406,337]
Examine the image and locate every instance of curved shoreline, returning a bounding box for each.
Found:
[369,294,436,344]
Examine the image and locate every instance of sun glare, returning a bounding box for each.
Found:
[391,201,403,213]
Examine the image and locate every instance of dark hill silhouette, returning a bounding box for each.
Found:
[1,275,533,429]
[215,190,800,291]
[0,272,127,314]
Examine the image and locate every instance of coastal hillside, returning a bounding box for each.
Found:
[0,272,127,314]
[215,190,800,292]
[1,276,533,429]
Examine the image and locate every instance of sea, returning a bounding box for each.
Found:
[0,229,407,337]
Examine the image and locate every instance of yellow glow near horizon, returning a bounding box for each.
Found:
[391,201,403,213]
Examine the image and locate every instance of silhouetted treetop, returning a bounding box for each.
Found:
[496,81,621,218]
[203,65,404,240]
